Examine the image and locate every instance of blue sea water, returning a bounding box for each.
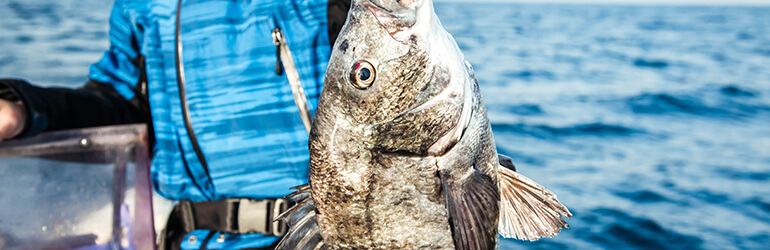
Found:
[1,0,769,249]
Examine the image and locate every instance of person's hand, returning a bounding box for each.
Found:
[0,99,26,142]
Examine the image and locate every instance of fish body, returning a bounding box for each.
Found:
[277,0,571,249]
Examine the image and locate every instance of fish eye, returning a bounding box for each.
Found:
[397,0,414,5]
[351,60,376,89]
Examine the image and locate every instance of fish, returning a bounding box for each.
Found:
[276,0,572,249]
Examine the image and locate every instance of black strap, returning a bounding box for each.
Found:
[186,200,238,233]
[198,231,216,250]
[159,198,291,250]
[159,201,194,250]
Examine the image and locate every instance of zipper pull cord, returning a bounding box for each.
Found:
[272,28,313,134]
[272,29,284,76]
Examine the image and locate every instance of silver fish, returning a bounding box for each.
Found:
[277,0,571,249]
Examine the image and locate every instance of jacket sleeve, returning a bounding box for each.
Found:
[0,2,150,138]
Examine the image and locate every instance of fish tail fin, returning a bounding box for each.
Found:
[275,184,325,250]
[498,166,572,241]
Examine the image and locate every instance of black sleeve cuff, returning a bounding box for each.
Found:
[0,79,48,138]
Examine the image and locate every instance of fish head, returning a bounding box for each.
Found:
[322,0,446,127]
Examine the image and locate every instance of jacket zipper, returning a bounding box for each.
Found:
[175,0,214,199]
[272,28,313,134]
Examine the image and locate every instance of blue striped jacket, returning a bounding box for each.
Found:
[0,1,348,246]
[79,0,345,248]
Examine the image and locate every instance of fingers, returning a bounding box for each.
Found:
[0,99,26,141]
[0,121,15,140]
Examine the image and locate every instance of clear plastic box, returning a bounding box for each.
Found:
[0,124,155,250]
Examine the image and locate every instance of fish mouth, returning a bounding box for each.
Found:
[360,0,409,40]
[361,0,387,22]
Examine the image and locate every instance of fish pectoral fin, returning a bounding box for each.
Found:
[498,166,572,241]
[440,169,499,250]
[275,184,325,250]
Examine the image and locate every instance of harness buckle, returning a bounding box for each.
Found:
[237,198,289,236]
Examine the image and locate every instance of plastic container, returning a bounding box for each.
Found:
[0,124,155,250]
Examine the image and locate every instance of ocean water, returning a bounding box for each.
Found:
[1,0,769,249]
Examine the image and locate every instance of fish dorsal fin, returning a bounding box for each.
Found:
[275,184,325,250]
[498,154,516,172]
[440,169,500,250]
[498,166,572,241]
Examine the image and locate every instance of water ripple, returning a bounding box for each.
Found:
[492,122,643,139]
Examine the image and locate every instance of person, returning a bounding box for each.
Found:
[0,0,350,249]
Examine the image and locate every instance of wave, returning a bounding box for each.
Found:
[7,1,59,23]
[720,85,757,97]
[0,56,14,67]
[578,208,703,249]
[491,122,642,139]
[755,48,770,57]
[615,190,669,203]
[680,189,730,204]
[699,14,727,24]
[744,198,770,224]
[736,32,755,40]
[488,104,544,116]
[502,70,556,81]
[16,35,34,44]
[56,45,104,53]
[507,104,544,116]
[626,91,769,119]
[674,189,770,224]
[637,19,694,32]
[628,93,719,115]
[746,198,770,214]
[633,58,669,69]
[716,166,770,181]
